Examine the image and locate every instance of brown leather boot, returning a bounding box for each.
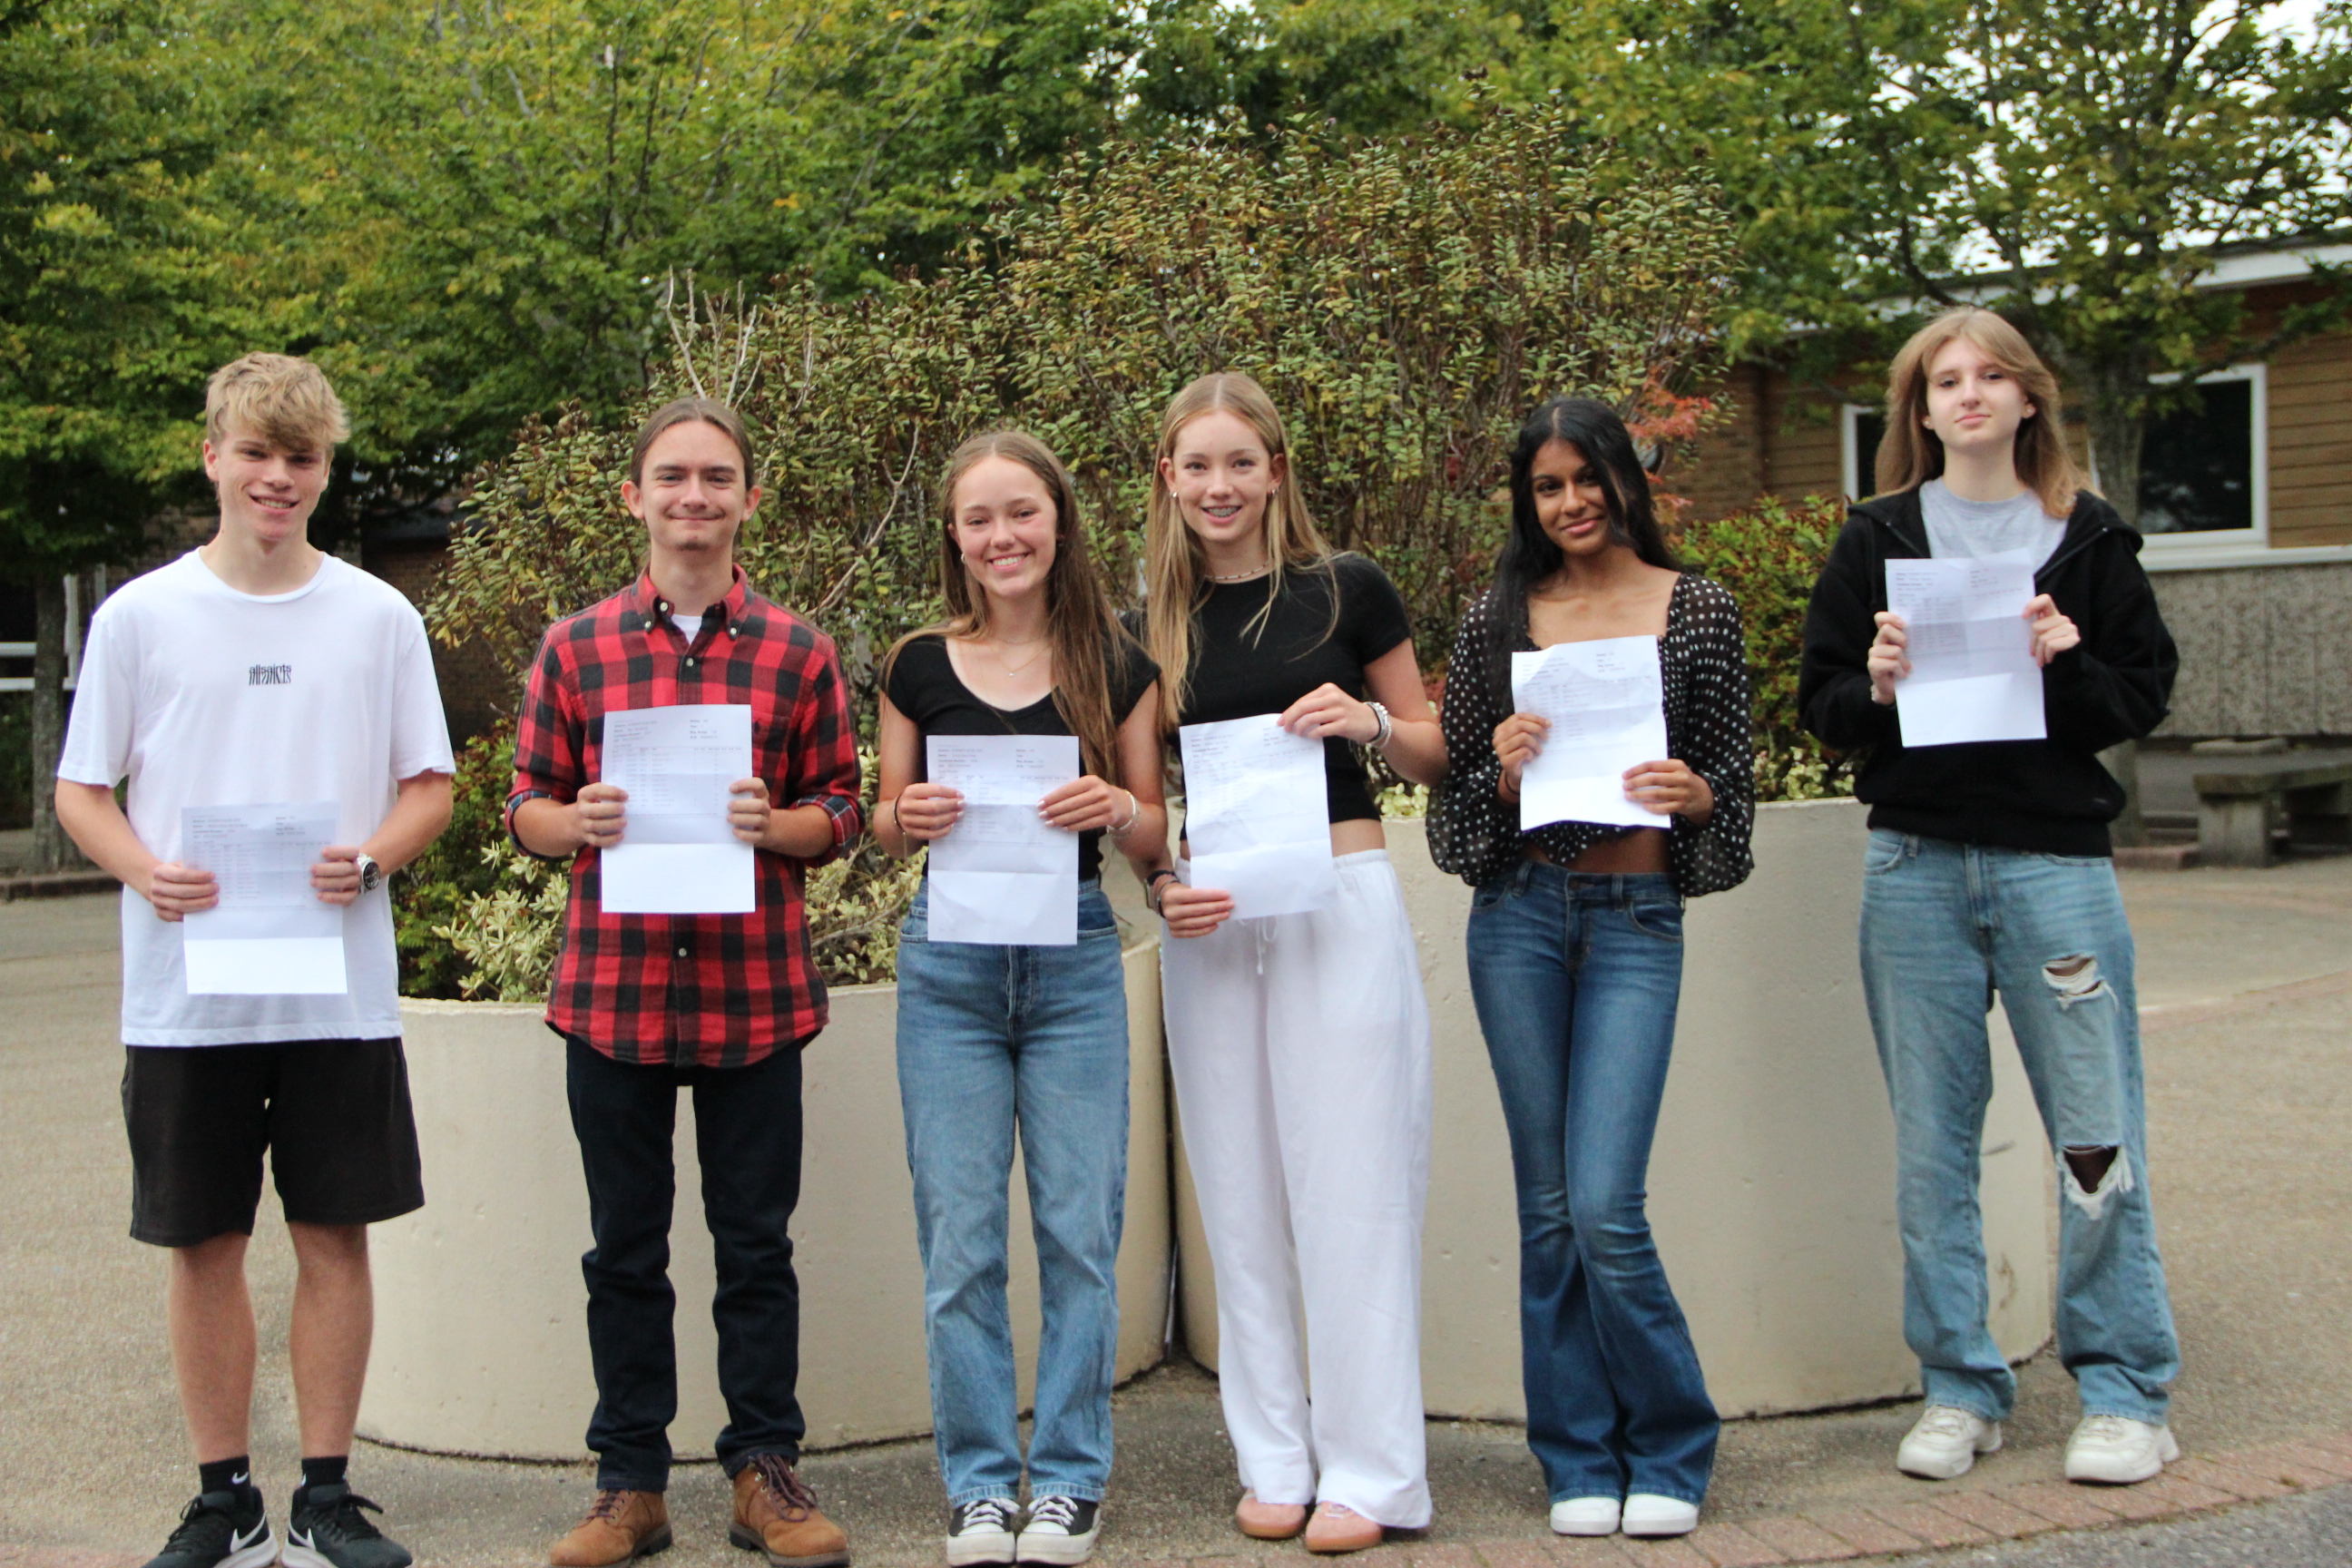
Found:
[549,1488,671,1566]
[730,1455,851,1568]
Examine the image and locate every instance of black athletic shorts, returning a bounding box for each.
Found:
[121,1038,426,1247]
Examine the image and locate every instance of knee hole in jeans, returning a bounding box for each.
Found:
[2042,953,2112,1008]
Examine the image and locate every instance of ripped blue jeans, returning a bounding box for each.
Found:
[1859,830,2179,1424]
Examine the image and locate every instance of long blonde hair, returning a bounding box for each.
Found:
[885,430,1134,785]
[1877,307,2086,516]
[1143,372,1336,730]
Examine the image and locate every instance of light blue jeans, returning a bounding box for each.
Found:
[894,879,1130,1504]
[1858,830,2179,1425]
[1465,864,1718,1508]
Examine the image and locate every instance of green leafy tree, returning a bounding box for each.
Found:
[206,0,1264,513]
[0,0,255,871]
[1556,0,2352,521]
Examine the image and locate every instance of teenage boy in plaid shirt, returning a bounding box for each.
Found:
[509,397,863,1568]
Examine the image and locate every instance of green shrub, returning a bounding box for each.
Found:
[394,722,522,997]
[1668,493,1856,802]
[416,106,1740,993]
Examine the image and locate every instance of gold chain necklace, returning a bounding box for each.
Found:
[1208,559,1271,583]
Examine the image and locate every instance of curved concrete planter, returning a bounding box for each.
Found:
[1176,798,2055,1419]
[358,930,1172,1460]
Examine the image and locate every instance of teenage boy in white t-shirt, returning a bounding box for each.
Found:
[55,355,456,1568]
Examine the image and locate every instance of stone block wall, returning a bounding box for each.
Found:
[2151,561,2352,739]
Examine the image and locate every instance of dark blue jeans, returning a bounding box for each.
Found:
[1465,863,1718,1507]
[565,1034,807,1492]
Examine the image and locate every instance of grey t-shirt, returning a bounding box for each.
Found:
[1921,478,2068,568]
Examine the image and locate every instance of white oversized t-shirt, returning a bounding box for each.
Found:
[57,551,456,1045]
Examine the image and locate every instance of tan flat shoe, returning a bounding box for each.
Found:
[1304,1504,1384,1554]
[1235,1492,1308,1540]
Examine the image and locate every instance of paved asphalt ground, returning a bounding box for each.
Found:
[3,852,2348,1566]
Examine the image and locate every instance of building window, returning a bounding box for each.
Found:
[2139,364,2266,542]
[1842,404,1886,500]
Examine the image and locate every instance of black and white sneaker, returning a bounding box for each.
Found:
[282,1481,414,1568]
[143,1488,278,1568]
[1014,1496,1100,1566]
[946,1496,1020,1567]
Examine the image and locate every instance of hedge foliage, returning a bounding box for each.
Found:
[410,106,1743,996]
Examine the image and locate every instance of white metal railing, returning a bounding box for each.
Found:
[0,574,85,693]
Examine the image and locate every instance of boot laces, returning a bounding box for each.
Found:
[751,1454,818,1519]
[585,1489,634,1523]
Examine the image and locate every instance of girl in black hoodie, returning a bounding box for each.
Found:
[1798,307,2182,1490]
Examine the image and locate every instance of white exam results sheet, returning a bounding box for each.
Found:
[181,803,347,995]
[1510,636,1671,831]
[600,704,757,915]
[925,734,1080,946]
[1886,549,2046,747]
[1179,713,1336,920]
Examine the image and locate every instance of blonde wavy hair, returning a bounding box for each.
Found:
[204,353,348,454]
[1877,307,2086,516]
[1142,372,1336,730]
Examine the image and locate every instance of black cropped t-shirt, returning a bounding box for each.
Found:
[885,631,1159,881]
[1178,554,1415,824]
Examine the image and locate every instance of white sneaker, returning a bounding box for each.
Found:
[1014,1495,1102,1565]
[1897,1406,2003,1479]
[1621,1494,1699,1537]
[946,1497,1020,1566]
[1548,1497,1621,1536]
[2065,1416,2180,1485]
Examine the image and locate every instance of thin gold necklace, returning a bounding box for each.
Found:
[984,634,1051,675]
[1208,559,1271,583]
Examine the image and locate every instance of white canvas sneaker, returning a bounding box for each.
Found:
[2065,1416,2180,1485]
[1621,1494,1699,1537]
[1547,1497,1621,1536]
[1896,1406,2003,1479]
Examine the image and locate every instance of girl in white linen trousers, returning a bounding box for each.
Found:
[1136,373,1451,1554]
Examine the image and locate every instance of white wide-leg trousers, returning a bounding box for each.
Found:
[1161,849,1435,1528]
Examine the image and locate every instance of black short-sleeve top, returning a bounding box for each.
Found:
[885,630,1159,882]
[1177,553,1416,825]
[1428,573,1755,898]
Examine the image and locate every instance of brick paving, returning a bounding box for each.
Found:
[4,1432,2349,1567]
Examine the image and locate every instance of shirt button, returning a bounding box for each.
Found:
[676,946,688,958]
[685,656,697,667]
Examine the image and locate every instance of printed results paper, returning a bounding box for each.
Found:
[181,803,347,995]
[1179,713,1337,920]
[1886,549,2047,748]
[1510,636,1671,831]
[600,704,757,915]
[926,734,1081,946]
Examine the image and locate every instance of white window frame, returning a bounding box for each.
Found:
[1840,402,1883,501]
[2131,361,2268,553]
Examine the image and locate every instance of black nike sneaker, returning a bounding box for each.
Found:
[282,1481,415,1568]
[143,1487,278,1568]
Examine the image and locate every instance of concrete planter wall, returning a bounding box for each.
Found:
[358,931,1172,1460]
[1177,798,2056,1419]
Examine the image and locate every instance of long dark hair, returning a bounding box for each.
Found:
[1484,397,1681,708]
[884,430,1133,785]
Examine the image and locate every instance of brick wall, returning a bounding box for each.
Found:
[359,540,513,748]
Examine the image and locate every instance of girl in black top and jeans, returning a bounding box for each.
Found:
[1430,398,1752,1540]
[876,431,1168,1567]
[1137,373,1448,1553]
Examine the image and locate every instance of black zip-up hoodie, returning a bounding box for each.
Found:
[1797,486,2178,857]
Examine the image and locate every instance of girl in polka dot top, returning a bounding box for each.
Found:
[1427,396,1754,1541]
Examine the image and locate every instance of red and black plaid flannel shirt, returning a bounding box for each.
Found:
[507,568,863,1068]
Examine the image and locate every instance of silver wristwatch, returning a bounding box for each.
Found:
[355,852,383,895]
